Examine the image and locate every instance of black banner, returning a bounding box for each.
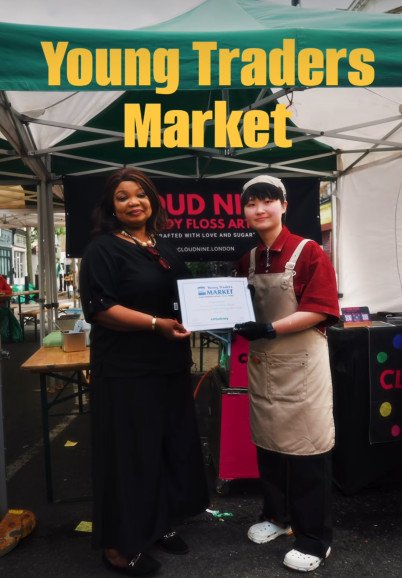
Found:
[369,326,402,444]
[64,176,321,261]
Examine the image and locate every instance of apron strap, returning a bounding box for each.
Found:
[281,238,311,290]
[248,247,257,281]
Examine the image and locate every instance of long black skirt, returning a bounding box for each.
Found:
[90,370,209,556]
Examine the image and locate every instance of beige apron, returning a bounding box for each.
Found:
[247,239,335,456]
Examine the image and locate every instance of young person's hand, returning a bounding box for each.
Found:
[233,322,276,341]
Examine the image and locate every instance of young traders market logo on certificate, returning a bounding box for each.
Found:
[197,285,234,298]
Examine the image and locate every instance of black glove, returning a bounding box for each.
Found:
[233,321,277,341]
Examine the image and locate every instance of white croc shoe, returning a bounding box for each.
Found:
[247,521,292,544]
[283,546,331,572]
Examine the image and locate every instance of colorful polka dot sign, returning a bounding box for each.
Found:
[370,328,402,443]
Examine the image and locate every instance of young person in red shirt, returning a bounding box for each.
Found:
[235,175,339,573]
[0,275,12,306]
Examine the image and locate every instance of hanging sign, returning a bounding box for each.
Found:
[64,176,321,260]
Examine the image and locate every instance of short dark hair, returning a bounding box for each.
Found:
[91,168,168,237]
[241,182,286,209]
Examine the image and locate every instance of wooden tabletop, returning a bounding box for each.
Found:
[21,346,90,373]
[12,290,40,297]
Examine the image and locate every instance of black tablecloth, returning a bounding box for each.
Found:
[328,325,402,494]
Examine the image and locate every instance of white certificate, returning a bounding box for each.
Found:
[177,277,255,331]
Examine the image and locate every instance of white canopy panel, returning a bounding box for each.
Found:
[0,208,65,228]
[337,154,402,312]
[7,92,124,149]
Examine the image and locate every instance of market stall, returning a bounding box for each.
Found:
[0,0,401,515]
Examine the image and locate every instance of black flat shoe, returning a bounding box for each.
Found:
[156,530,189,555]
[102,552,161,576]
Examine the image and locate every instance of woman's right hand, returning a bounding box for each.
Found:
[155,318,191,340]
[94,306,192,337]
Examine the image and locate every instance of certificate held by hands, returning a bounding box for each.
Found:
[177,277,255,331]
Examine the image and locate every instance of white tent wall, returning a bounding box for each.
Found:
[274,87,402,170]
[275,86,402,310]
[337,154,402,313]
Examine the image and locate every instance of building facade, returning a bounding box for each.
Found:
[0,228,27,286]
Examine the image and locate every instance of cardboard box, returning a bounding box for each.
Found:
[62,331,87,352]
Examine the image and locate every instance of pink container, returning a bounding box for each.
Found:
[217,391,259,483]
[229,333,249,388]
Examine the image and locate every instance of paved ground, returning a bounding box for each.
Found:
[0,331,402,577]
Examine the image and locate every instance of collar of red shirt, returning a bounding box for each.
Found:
[256,225,291,255]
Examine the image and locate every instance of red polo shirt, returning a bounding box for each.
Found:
[0,276,11,296]
[237,226,339,326]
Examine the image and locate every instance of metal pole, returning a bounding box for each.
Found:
[37,177,47,342]
[37,156,59,340]
[44,156,58,332]
[0,336,10,519]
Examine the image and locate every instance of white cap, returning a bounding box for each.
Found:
[242,175,287,201]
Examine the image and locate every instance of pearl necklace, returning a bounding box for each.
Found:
[120,230,156,247]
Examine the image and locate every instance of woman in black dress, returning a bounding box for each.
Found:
[79,168,209,576]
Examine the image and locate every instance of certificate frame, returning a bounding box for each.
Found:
[177,277,255,331]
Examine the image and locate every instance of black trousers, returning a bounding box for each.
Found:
[257,447,332,558]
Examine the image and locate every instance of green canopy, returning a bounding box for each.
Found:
[0,0,401,90]
[1,0,401,184]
